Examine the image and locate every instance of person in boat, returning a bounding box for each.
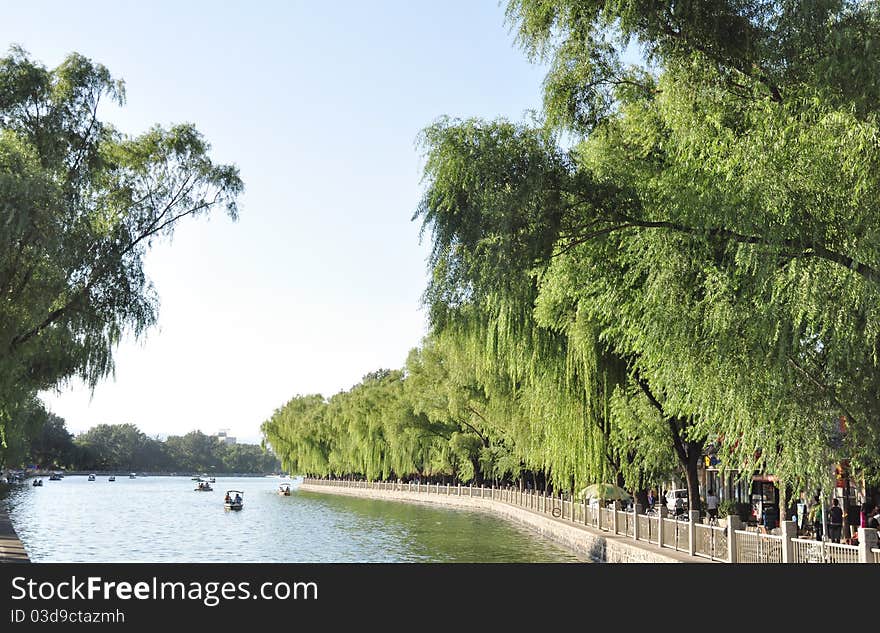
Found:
[225,492,232,504]
[234,493,242,505]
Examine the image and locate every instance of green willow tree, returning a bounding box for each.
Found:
[508,0,880,502]
[261,1,880,506]
[0,47,242,448]
[261,371,442,481]
[415,0,880,510]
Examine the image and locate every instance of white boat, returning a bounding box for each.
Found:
[87,474,96,481]
[278,483,291,496]
[224,490,244,511]
[129,473,136,479]
[195,481,213,491]
[108,476,116,482]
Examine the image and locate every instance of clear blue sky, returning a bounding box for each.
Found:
[4,1,548,444]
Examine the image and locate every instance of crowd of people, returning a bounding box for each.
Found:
[804,496,879,543]
[646,486,880,544]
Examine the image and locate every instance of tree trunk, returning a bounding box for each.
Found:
[683,440,702,517]
[471,456,483,486]
[778,482,787,527]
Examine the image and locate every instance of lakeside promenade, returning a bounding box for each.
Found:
[0,507,29,563]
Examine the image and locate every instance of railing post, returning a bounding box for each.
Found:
[612,501,619,534]
[583,498,588,525]
[858,527,878,563]
[658,506,667,548]
[634,504,642,541]
[688,510,699,556]
[781,520,796,563]
[727,516,742,563]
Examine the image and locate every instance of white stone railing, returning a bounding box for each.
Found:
[735,530,784,563]
[694,523,728,561]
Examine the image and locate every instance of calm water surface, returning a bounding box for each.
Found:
[1,476,585,562]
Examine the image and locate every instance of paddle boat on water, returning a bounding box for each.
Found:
[224,490,244,511]
[32,478,43,486]
[87,473,96,481]
[129,473,136,479]
[195,480,213,491]
[278,483,291,496]
[48,472,63,481]
[108,475,116,481]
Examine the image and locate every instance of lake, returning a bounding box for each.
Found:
[1,475,585,563]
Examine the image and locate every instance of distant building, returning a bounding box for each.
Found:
[215,430,236,445]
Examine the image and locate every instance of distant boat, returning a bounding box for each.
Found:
[32,478,43,486]
[195,481,213,491]
[224,490,244,511]
[129,473,136,479]
[87,473,96,481]
[48,472,62,481]
[108,476,116,482]
[278,483,291,496]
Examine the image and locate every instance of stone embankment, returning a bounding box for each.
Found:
[0,507,29,563]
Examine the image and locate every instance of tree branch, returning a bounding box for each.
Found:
[785,354,858,429]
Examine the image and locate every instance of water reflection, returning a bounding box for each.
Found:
[1,476,585,563]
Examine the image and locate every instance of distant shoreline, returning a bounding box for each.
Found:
[21,471,289,478]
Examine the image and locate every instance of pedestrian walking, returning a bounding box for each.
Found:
[869,506,880,529]
[706,489,719,523]
[808,496,823,541]
[859,502,872,528]
[828,498,844,543]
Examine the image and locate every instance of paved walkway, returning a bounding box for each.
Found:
[0,507,29,563]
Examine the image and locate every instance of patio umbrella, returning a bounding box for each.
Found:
[579,483,632,502]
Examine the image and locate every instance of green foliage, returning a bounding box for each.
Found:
[28,412,74,468]
[0,396,51,468]
[263,1,880,497]
[4,413,278,473]
[75,426,278,473]
[717,498,738,519]
[0,47,242,448]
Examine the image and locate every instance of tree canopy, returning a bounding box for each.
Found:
[268,1,880,506]
[2,417,280,474]
[0,47,242,451]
